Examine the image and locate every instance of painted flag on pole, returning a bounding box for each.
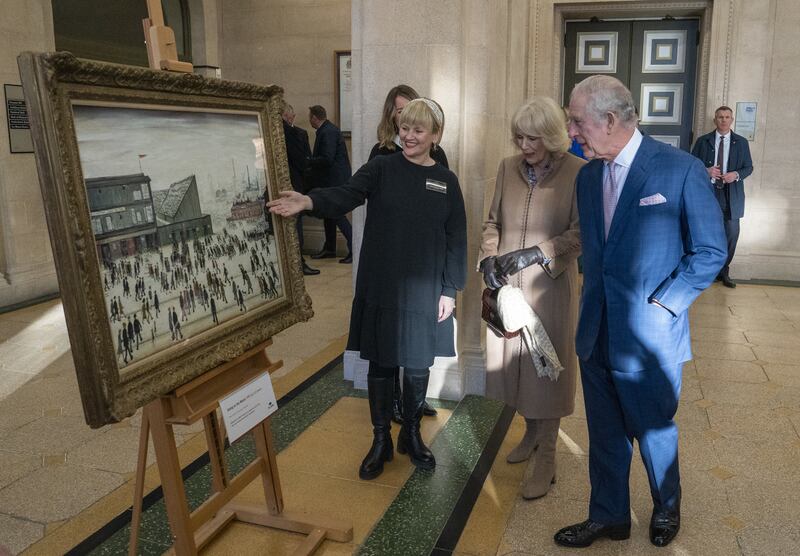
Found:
[138,154,147,158]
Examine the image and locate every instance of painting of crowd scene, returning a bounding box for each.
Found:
[72,104,283,369]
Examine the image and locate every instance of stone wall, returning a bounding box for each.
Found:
[219,0,352,254]
[0,0,58,308]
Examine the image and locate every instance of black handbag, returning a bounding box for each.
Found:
[481,287,520,339]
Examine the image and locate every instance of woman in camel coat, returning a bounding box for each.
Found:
[479,96,585,499]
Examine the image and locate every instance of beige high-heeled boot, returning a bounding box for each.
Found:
[506,417,538,464]
[522,418,560,499]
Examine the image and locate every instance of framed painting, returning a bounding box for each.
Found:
[17,52,313,427]
[334,50,352,137]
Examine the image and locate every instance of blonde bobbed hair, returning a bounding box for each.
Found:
[398,98,445,144]
[511,96,570,155]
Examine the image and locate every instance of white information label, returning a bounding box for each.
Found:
[219,373,277,443]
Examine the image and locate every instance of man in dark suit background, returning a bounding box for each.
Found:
[281,102,319,275]
[307,104,353,263]
[554,75,726,549]
[691,106,754,288]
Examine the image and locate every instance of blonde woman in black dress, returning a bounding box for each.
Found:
[269,99,466,480]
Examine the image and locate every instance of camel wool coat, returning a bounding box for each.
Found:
[479,152,585,419]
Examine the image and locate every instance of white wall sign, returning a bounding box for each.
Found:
[735,101,757,141]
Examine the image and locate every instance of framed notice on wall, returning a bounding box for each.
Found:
[4,84,34,153]
[735,101,757,141]
[334,50,352,137]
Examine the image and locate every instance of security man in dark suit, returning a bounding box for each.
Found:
[307,104,353,263]
[281,102,319,275]
[691,106,754,288]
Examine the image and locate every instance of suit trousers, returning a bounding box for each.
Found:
[323,216,353,253]
[580,314,682,525]
[722,218,740,273]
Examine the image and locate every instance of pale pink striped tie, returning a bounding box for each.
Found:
[603,162,619,239]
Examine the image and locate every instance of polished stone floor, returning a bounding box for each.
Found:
[0,265,798,554]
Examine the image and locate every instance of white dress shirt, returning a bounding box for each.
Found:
[604,128,643,207]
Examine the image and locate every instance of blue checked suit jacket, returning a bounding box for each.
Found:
[575,135,727,372]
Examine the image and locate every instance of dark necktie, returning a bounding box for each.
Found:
[715,135,725,189]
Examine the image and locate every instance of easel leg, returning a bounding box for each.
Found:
[204,410,229,492]
[128,411,150,556]
[147,399,196,555]
[253,418,283,515]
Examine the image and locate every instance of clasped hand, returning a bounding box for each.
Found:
[266,190,313,217]
[481,246,545,290]
[495,246,545,278]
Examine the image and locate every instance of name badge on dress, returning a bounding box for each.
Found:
[426,179,447,194]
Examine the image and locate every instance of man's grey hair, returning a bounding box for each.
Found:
[571,75,637,127]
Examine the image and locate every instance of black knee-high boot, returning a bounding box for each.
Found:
[397,373,435,470]
[359,375,394,480]
[391,369,403,424]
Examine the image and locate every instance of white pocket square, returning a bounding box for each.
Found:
[639,193,667,206]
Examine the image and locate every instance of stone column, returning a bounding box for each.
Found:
[0,0,59,308]
[348,1,516,398]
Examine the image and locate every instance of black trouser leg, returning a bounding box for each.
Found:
[397,369,436,470]
[323,218,336,252]
[722,218,740,274]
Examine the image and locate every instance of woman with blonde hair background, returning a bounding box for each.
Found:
[369,84,449,167]
[270,98,466,480]
[479,96,585,499]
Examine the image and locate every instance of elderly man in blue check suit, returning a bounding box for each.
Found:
[554,75,727,549]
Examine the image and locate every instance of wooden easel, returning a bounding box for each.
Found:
[142,0,194,73]
[128,340,353,555]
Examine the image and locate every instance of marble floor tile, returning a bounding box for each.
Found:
[753,344,800,365]
[0,464,123,523]
[699,379,785,409]
[707,405,797,440]
[0,415,101,456]
[694,358,768,383]
[736,522,800,556]
[0,449,42,490]
[691,326,748,344]
[0,370,34,400]
[453,471,524,556]
[67,426,156,475]
[0,513,45,554]
[692,340,756,361]
[712,436,800,480]
[688,303,733,318]
[744,328,800,348]
[762,363,800,387]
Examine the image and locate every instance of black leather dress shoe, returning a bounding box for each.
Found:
[650,508,680,547]
[721,274,736,288]
[339,253,353,264]
[311,249,336,260]
[302,260,320,276]
[422,400,438,416]
[554,519,630,548]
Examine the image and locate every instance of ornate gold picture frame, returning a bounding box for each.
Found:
[17,52,312,427]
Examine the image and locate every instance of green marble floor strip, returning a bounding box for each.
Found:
[357,395,506,556]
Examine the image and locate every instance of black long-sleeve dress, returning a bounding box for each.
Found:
[308,152,467,368]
